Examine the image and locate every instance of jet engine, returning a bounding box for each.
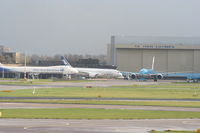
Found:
[157,74,163,79]
[88,73,99,78]
[130,74,137,79]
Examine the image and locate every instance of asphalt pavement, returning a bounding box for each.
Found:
[0,119,200,133]
[1,102,200,112]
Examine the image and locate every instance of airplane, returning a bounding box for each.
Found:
[122,56,200,82]
[122,56,164,81]
[61,56,123,79]
[0,58,79,79]
[164,72,200,83]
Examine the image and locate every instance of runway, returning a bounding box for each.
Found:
[1,102,200,112]
[0,119,200,133]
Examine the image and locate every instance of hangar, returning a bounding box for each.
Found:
[107,36,200,73]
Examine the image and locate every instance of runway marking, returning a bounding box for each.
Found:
[1,103,19,104]
[114,127,145,133]
[23,122,70,130]
[182,120,200,125]
[65,123,70,126]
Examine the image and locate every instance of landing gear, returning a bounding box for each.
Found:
[187,79,199,83]
[153,76,157,82]
[194,79,198,83]
[63,74,71,79]
[28,73,39,79]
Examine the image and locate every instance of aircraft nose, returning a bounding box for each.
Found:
[115,71,123,78]
[72,68,79,74]
[118,72,124,78]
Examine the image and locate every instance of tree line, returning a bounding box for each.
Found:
[0,54,107,67]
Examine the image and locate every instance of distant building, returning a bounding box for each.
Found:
[75,58,116,69]
[0,45,24,64]
[0,45,10,54]
[2,52,24,64]
[38,60,63,66]
[76,58,99,68]
[108,36,200,72]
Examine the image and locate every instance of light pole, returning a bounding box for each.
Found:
[24,52,27,80]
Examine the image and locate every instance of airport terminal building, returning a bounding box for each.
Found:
[107,36,200,73]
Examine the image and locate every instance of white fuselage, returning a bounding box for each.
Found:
[75,67,123,78]
[0,65,78,75]
[60,56,123,79]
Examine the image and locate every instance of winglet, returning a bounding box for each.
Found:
[61,56,71,66]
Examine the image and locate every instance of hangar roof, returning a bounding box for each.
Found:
[113,36,200,45]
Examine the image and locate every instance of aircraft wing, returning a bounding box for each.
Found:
[121,71,165,80]
[164,72,200,78]
[121,71,139,79]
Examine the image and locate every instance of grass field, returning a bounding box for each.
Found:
[0,84,200,99]
[1,81,200,120]
[1,99,200,108]
[0,79,95,85]
[150,130,196,133]
[1,108,200,119]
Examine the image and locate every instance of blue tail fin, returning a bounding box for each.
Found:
[61,56,71,66]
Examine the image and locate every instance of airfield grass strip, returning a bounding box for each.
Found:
[0,79,95,85]
[113,83,200,88]
[0,81,43,85]
[1,108,200,119]
[1,100,200,108]
[150,130,196,133]
[1,85,200,99]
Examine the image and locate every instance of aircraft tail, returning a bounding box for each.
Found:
[151,56,155,70]
[61,56,71,66]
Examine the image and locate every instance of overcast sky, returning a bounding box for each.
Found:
[0,0,200,55]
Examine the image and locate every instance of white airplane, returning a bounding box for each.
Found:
[0,59,79,79]
[61,56,123,79]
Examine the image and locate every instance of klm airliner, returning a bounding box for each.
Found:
[123,56,200,82]
[122,56,164,81]
[165,73,200,83]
